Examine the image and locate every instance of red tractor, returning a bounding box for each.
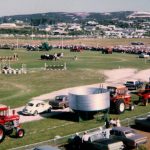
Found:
[0,104,25,143]
[107,85,134,114]
[138,82,150,106]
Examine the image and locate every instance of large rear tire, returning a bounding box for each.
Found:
[115,100,125,114]
[0,125,5,143]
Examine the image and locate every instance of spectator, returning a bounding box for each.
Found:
[109,118,113,127]
[82,131,88,149]
[112,118,117,127]
[116,118,121,127]
[82,131,88,143]
[73,132,81,149]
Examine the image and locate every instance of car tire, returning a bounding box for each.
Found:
[33,110,38,116]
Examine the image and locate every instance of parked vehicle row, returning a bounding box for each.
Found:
[68,126,148,150]
[22,95,69,116]
[22,80,150,116]
[22,100,52,116]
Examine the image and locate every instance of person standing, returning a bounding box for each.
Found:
[116,118,121,127]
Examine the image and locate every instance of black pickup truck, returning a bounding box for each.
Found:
[124,80,143,90]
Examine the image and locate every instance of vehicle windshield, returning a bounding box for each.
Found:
[27,103,34,107]
[126,81,134,84]
[55,97,63,101]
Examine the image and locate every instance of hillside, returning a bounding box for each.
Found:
[0,11,134,25]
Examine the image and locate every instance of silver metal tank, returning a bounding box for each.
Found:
[69,87,110,112]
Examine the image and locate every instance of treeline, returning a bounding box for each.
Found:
[0,28,47,35]
[0,11,134,25]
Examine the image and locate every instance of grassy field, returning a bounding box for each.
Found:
[0,37,150,47]
[0,39,150,149]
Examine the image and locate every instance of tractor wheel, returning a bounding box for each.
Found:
[143,99,148,106]
[33,110,38,116]
[16,129,25,138]
[129,104,135,111]
[115,100,125,114]
[0,125,5,143]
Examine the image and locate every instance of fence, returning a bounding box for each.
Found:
[10,112,150,150]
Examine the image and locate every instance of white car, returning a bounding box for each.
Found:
[139,53,149,58]
[22,100,52,115]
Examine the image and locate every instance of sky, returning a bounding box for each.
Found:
[0,0,149,17]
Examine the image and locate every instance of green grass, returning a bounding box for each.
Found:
[0,47,150,149]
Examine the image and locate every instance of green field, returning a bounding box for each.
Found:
[0,45,150,149]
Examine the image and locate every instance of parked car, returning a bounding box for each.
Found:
[33,145,60,150]
[91,138,124,150]
[139,53,149,58]
[124,80,143,90]
[110,126,147,148]
[131,42,144,45]
[135,115,150,130]
[69,130,124,150]
[22,100,52,115]
[50,95,69,109]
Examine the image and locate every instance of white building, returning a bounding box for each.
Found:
[0,23,17,29]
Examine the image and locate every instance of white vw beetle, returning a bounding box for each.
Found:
[22,100,52,115]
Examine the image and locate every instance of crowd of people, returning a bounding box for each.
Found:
[109,117,121,127]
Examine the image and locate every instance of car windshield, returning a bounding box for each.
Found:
[126,81,134,84]
[55,96,64,101]
[27,103,34,107]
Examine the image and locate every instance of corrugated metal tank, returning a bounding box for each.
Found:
[69,87,110,112]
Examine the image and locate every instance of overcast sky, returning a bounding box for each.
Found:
[0,0,149,17]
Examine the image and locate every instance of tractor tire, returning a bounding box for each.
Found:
[143,99,148,106]
[33,110,38,116]
[115,100,125,114]
[0,125,5,143]
[16,129,25,138]
[129,104,135,111]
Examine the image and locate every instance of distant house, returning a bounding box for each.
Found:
[128,11,150,18]
[68,24,82,31]
[0,23,24,29]
[0,23,17,29]
[38,25,52,32]
[53,30,68,35]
